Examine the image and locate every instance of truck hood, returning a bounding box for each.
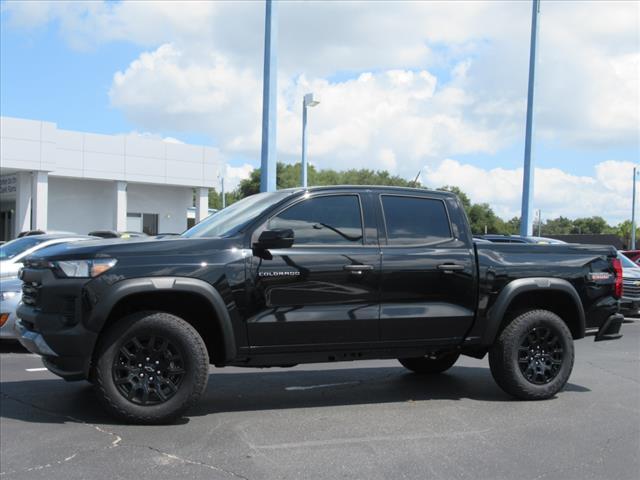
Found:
[25,236,241,262]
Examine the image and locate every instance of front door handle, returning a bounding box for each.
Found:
[437,263,465,272]
[343,264,374,274]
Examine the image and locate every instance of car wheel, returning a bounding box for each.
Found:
[489,309,574,400]
[398,351,460,374]
[93,311,209,424]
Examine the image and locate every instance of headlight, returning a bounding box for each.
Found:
[0,291,19,301]
[54,258,117,278]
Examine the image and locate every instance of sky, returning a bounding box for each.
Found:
[1,0,638,224]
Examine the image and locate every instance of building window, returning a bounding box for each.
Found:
[127,213,159,236]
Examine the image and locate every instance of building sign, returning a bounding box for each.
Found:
[0,175,17,195]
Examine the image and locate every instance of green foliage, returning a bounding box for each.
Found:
[541,216,574,235]
[612,220,640,246]
[238,162,417,197]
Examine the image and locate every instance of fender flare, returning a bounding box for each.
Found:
[482,277,586,345]
[87,277,236,361]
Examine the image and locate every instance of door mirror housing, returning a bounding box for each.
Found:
[254,229,295,251]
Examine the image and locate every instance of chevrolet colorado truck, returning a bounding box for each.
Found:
[16,186,624,424]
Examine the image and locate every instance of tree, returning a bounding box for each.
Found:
[542,216,574,235]
[570,216,609,235]
[437,186,471,210]
[613,220,640,247]
[237,162,417,197]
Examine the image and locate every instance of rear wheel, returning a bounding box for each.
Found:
[93,311,209,424]
[489,309,574,400]
[398,351,460,374]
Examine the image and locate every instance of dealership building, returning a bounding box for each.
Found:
[0,116,224,241]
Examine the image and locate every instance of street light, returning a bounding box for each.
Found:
[217,172,225,209]
[301,92,320,188]
[632,166,639,249]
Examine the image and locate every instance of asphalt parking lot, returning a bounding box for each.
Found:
[1,321,639,480]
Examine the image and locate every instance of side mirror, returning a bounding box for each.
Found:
[254,229,294,251]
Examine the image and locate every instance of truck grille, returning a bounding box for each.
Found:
[622,278,640,299]
[22,282,40,306]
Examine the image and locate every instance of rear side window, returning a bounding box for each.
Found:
[269,195,363,245]
[381,195,451,245]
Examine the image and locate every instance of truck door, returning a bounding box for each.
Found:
[246,193,381,349]
[377,194,475,344]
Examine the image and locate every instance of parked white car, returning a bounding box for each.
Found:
[0,277,22,339]
[0,234,96,279]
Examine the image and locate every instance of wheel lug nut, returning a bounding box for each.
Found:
[138,363,142,367]
[155,360,159,365]
[146,357,150,361]
[157,370,161,374]
[150,377,153,381]
[139,373,144,377]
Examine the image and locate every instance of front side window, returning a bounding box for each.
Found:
[381,195,451,245]
[183,191,293,238]
[269,195,363,246]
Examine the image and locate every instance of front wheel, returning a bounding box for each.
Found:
[489,309,574,400]
[93,311,209,424]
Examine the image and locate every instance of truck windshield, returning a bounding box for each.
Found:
[182,191,294,238]
[618,252,640,270]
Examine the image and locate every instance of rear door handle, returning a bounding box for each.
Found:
[343,264,374,274]
[437,263,465,272]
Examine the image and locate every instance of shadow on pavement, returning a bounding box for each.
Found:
[0,341,27,354]
[0,365,590,426]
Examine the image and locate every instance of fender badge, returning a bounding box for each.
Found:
[258,271,301,278]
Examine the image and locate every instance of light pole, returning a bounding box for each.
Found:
[537,209,542,237]
[260,0,278,192]
[519,0,541,237]
[219,174,226,209]
[301,93,319,188]
[632,167,638,249]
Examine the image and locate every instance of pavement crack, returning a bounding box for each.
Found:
[0,453,78,477]
[0,392,123,448]
[136,444,250,480]
[585,361,640,384]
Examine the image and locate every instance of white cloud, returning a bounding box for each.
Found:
[4,0,637,150]
[423,159,636,224]
[124,130,184,144]
[224,163,254,191]
[110,50,507,175]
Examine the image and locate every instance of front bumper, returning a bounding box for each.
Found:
[594,313,624,342]
[619,297,640,317]
[15,266,97,381]
[15,318,91,380]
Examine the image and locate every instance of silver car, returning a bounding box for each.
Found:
[0,277,22,339]
[619,252,640,317]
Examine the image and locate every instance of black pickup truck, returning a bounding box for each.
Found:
[16,186,624,424]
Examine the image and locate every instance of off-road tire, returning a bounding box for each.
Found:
[398,352,460,374]
[489,309,574,400]
[93,311,209,424]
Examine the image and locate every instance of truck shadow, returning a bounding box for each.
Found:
[0,365,590,426]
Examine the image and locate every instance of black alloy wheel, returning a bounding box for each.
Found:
[489,309,574,400]
[113,335,186,405]
[93,311,209,424]
[518,326,564,385]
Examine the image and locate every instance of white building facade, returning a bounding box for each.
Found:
[0,117,224,241]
